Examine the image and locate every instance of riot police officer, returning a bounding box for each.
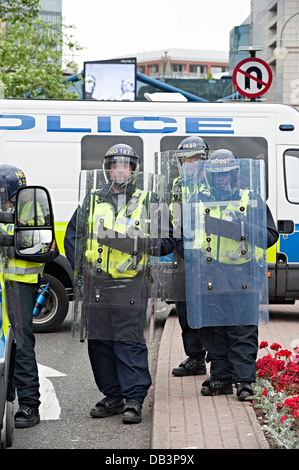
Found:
[171,136,209,377]
[65,143,174,423]
[176,149,278,400]
[0,164,43,427]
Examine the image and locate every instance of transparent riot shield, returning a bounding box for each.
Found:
[147,172,169,342]
[157,150,204,303]
[182,158,269,328]
[72,170,163,343]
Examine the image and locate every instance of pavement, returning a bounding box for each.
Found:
[150,302,299,449]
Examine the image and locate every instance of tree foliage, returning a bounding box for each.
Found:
[0,1,83,99]
[0,0,40,22]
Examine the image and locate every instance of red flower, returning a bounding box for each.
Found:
[256,354,285,380]
[270,343,282,351]
[259,341,268,349]
[276,349,292,358]
[282,396,299,420]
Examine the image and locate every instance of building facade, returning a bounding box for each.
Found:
[39,0,62,24]
[135,49,229,79]
[250,0,299,107]
[229,18,250,73]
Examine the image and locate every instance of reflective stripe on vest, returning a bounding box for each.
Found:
[4,265,44,275]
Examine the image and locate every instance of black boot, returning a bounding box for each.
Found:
[172,357,206,376]
[14,405,40,428]
[90,396,125,418]
[237,382,253,401]
[201,379,233,396]
[122,399,142,424]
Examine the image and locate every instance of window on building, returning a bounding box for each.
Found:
[172,63,185,73]
[189,64,206,76]
[148,64,159,76]
[211,66,228,74]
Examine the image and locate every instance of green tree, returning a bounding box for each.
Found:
[0,4,83,99]
[0,0,40,22]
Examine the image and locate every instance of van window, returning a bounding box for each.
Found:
[284,149,299,204]
[81,136,144,171]
[160,136,268,161]
[160,135,268,195]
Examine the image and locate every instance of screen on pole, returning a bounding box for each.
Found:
[83,57,136,101]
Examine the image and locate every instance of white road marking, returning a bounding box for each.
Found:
[38,364,66,420]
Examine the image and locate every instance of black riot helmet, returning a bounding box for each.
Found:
[0,164,27,203]
[176,136,209,175]
[204,149,240,195]
[102,143,140,187]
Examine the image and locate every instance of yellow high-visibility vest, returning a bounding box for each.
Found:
[85,189,151,279]
[194,190,264,264]
[170,176,205,229]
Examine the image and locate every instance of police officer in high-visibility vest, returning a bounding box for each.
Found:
[176,150,278,401]
[0,164,44,427]
[170,136,209,377]
[65,143,174,424]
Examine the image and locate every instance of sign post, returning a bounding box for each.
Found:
[232,57,273,100]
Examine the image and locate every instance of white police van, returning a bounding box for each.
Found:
[0,98,298,330]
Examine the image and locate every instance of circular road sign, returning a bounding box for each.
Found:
[232,57,273,98]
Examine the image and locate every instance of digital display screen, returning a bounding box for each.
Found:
[83,57,136,101]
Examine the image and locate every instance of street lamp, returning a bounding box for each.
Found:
[273,12,299,60]
[273,46,288,60]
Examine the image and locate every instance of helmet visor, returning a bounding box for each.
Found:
[182,151,209,164]
[103,155,139,186]
[178,149,209,164]
[175,149,208,175]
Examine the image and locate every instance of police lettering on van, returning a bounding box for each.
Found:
[0,114,234,134]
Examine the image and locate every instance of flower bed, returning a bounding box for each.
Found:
[251,341,299,449]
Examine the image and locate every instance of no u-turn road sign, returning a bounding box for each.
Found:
[232,57,273,98]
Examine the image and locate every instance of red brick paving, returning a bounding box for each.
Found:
[150,303,299,449]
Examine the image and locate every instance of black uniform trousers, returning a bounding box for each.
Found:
[175,301,206,360]
[86,275,152,404]
[9,282,40,408]
[199,324,258,383]
[88,339,151,403]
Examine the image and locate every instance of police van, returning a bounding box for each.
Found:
[0,98,298,331]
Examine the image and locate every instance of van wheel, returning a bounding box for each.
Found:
[1,401,14,448]
[33,274,69,333]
